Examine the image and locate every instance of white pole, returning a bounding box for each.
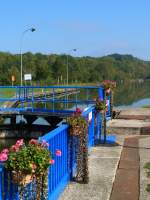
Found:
[20,28,35,86]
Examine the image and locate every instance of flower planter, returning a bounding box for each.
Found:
[70,126,82,136]
[12,171,33,186]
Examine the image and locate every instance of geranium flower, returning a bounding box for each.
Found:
[29,139,38,145]
[16,139,24,146]
[49,159,55,164]
[55,150,62,157]
[75,107,82,114]
[2,148,9,154]
[10,145,19,152]
[0,153,8,162]
[41,140,49,147]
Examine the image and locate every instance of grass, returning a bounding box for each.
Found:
[144,162,150,192]
[0,88,16,98]
[142,105,150,108]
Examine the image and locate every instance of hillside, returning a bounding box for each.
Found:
[0,52,150,85]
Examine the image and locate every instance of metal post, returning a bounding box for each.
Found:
[20,28,36,86]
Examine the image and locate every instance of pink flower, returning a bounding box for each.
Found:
[16,139,24,147]
[0,153,8,162]
[75,107,82,114]
[55,150,62,157]
[41,140,49,147]
[49,159,55,164]
[10,145,19,152]
[29,139,38,145]
[2,149,9,154]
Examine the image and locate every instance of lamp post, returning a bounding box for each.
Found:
[20,27,35,86]
[66,49,77,85]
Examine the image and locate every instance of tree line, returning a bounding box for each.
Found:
[0,52,150,85]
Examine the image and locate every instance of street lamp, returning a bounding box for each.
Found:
[66,49,77,85]
[20,27,36,86]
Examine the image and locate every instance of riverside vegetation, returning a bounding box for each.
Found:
[0,52,150,85]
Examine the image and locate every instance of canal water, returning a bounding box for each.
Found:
[113,80,150,108]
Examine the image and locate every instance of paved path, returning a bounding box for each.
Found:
[110,135,150,200]
[59,135,150,200]
[107,108,150,135]
[59,135,124,200]
[110,136,139,200]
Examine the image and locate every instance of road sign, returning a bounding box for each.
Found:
[24,74,32,81]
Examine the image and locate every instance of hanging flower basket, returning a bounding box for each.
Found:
[11,171,33,186]
[67,108,88,137]
[95,98,107,113]
[101,80,116,91]
[70,125,82,136]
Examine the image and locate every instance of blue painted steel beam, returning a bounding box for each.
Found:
[0,85,102,89]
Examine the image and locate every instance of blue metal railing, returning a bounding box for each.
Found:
[0,85,113,199]
[0,106,103,200]
[41,124,70,200]
[0,85,104,112]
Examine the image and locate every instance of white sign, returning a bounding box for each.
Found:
[24,74,32,81]
[88,111,92,122]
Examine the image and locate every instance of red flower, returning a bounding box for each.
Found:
[49,159,55,164]
[29,139,38,145]
[55,150,62,157]
[75,107,82,114]
[10,145,19,152]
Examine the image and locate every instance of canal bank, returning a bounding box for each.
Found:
[107,108,150,135]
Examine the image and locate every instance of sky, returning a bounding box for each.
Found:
[1,0,150,60]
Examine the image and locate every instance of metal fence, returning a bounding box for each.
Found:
[0,106,103,200]
[0,85,112,199]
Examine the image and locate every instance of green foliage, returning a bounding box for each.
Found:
[142,105,150,108]
[67,108,88,136]
[145,162,150,170]
[68,114,87,129]
[95,98,107,112]
[144,162,150,192]
[5,139,51,175]
[146,184,150,192]
[0,52,150,85]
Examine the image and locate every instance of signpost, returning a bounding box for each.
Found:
[24,74,32,85]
